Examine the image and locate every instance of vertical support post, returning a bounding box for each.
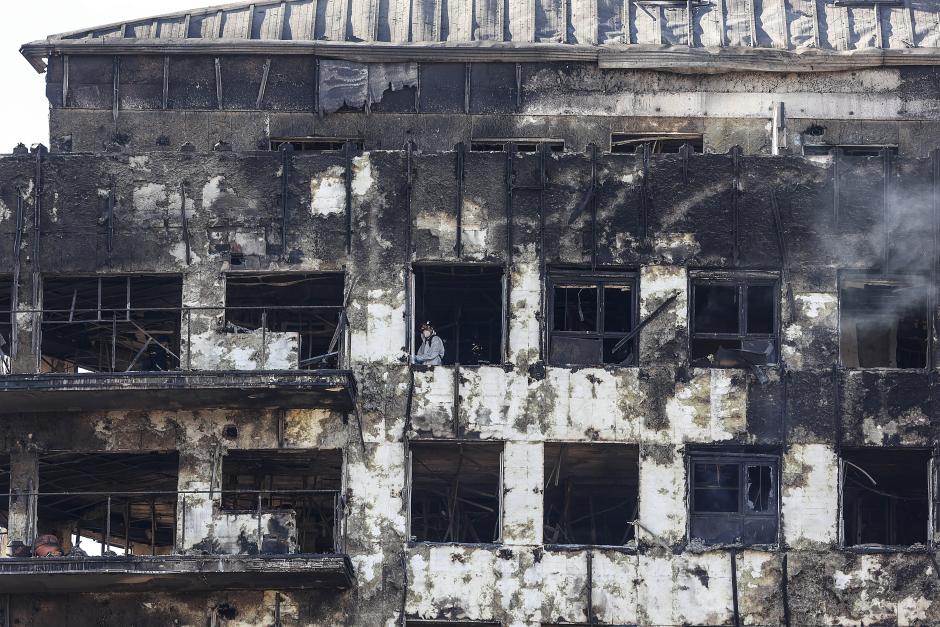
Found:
[452,363,461,438]
[463,63,471,114]
[31,147,44,367]
[7,447,38,548]
[730,548,741,626]
[280,143,292,257]
[151,498,157,556]
[881,146,892,274]
[538,143,547,361]
[123,501,130,553]
[504,145,516,362]
[111,316,117,372]
[107,176,115,267]
[112,57,120,122]
[514,63,522,111]
[731,145,742,267]
[104,495,112,555]
[344,141,353,254]
[639,142,650,249]
[179,182,191,265]
[261,310,267,369]
[62,55,69,108]
[931,149,940,370]
[833,146,842,227]
[162,56,169,110]
[586,550,594,624]
[215,57,223,110]
[10,193,24,360]
[589,144,599,269]
[257,492,263,553]
[455,142,465,258]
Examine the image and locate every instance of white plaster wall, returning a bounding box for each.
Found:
[782,443,839,548]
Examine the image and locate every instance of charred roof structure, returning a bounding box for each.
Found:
[2,0,940,625]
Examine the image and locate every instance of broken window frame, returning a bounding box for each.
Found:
[688,271,780,368]
[406,441,504,545]
[839,448,934,550]
[610,132,704,154]
[546,269,639,367]
[470,139,565,153]
[269,137,363,152]
[410,264,507,367]
[687,451,780,547]
[837,271,932,371]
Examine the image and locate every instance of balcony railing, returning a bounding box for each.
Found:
[22,304,348,373]
[5,488,345,559]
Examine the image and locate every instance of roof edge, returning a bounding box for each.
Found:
[20,40,940,75]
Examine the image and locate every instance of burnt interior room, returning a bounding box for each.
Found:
[413,266,504,366]
[543,443,639,546]
[842,449,931,547]
[690,278,778,367]
[689,452,779,546]
[35,452,179,556]
[221,449,343,554]
[409,442,502,543]
[610,132,704,154]
[0,277,10,373]
[40,275,183,373]
[839,276,929,369]
[224,273,345,369]
[548,271,636,366]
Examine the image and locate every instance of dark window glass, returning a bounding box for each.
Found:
[746,286,775,334]
[553,285,598,332]
[745,465,774,512]
[694,285,739,333]
[603,286,632,333]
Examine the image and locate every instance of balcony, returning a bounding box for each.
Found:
[1,451,352,592]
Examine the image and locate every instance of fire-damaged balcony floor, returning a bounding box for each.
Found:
[0,554,354,593]
[0,370,357,413]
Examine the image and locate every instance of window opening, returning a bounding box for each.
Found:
[40,275,183,373]
[409,442,502,543]
[690,274,779,376]
[611,132,703,154]
[803,144,898,164]
[413,266,504,366]
[269,138,362,152]
[689,452,779,546]
[839,274,929,369]
[34,452,179,557]
[842,449,931,547]
[547,270,638,367]
[221,450,342,554]
[543,443,638,546]
[225,273,345,369]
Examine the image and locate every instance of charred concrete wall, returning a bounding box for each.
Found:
[1,148,940,625]
[42,55,940,156]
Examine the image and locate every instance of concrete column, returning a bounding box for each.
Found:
[7,446,39,548]
[501,441,543,545]
[176,448,220,553]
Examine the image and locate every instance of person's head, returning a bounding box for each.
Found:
[420,322,434,338]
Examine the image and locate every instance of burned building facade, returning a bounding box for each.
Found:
[2,0,940,625]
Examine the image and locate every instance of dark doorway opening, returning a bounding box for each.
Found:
[409,442,502,543]
[842,449,931,547]
[543,443,638,546]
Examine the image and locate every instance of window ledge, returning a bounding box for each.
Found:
[406,541,504,549]
[544,543,637,554]
[839,544,932,555]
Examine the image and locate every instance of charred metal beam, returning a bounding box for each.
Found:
[504,145,516,361]
[452,363,461,437]
[639,143,651,247]
[514,63,522,111]
[610,294,678,356]
[280,143,292,256]
[405,141,415,359]
[112,57,120,122]
[107,175,115,267]
[731,145,742,266]
[770,189,796,321]
[590,143,599,269]
[586,550,595,624]
[179,182,191,265]
[455,142,465,258]
[463,63,471,114]
[62,56,69,108]
[344,140,353,254]
[679,142,690,183]
[782,552,791,627]
[162,56,169,110]
[833,146,842,226]
[32,147,44,361]
[256,58,272,109]
[730,549,740,627]
[215,57,223,110]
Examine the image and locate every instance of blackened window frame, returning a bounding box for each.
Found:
[546,268,640,367]
[837,271,933,371]
[688,451,780,547]
[688,271,780,366]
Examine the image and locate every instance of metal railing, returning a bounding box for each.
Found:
[6,488,345,558]
[7,304,347,373]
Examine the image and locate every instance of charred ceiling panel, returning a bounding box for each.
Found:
[167,57,218,110]
[267,57,317,112]
[119,56,165,111]
[66,55,113,109]
[220,56,268,110]
[469,63,517,114]
[418,63,466,113]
